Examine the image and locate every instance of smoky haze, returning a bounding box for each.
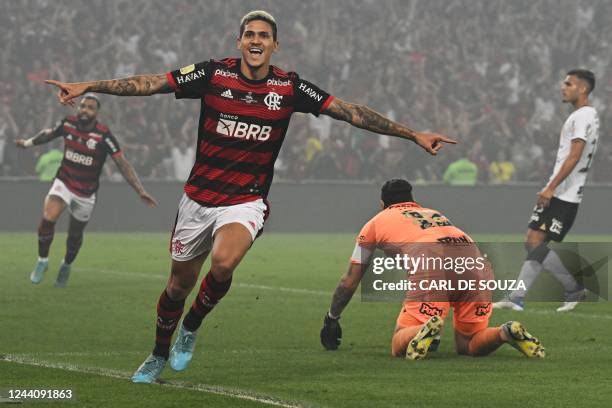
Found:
[1,0,610,233]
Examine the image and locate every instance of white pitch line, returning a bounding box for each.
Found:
[1,354,302,408]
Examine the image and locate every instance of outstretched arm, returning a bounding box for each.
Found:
[45,74,173,106]
[322,97,457,155]
[112,153,158,208]
[14,128,60,148]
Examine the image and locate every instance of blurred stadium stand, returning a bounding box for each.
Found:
[1,0,611,183]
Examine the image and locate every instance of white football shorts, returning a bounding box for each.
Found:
[47,178,96,222]
[170,193,267,262]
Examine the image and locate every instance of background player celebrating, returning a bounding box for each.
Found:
[320,179,545,360]
[44,10,456,383]
[15,95,157,287]
[494,69,599,313]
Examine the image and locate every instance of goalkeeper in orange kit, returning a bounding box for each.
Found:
[320,179,545,360]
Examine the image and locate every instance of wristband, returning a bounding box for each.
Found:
[327,311,340,320]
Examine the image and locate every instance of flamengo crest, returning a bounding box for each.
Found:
[264,92,282,110]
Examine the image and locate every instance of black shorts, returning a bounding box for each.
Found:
[528,197,579,242]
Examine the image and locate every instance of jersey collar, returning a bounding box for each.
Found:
[237,59,273,84]
[387,201,421,209]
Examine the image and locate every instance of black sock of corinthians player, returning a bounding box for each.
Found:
[153,290,185,359]
[64,217,86,265]
[38,218,56,258]
[183,271,233,332]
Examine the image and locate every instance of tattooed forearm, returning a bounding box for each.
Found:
[32,129,59,145]
[114,155,146,195]
[324,98,417,140]
[330,284,357,318]
[88,74,172,96]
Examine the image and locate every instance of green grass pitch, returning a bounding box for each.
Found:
[1,233,611,407]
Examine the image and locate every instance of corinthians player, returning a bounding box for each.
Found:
[495,69,599,313]
[44,10,456,383]
[15,94,157,287]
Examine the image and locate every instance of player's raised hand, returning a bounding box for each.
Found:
[414,132,457,156]
[44,80,88,107]
[14,139,28,149]
[140,192,158,208]
[320,312,342,350]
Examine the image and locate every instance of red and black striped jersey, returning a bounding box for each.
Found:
[166,58,333,206]
[49,116,122,197]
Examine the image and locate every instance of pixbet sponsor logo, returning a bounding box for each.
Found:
[65,149,93,166]
[267,78,291,87]
[216,114,271,141]
[214,69,239,79]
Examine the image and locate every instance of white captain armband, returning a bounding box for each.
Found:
[350,243,373,265]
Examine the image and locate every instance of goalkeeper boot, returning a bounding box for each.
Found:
[54,262,71,288]
[169,324,197,371]
[428,335,441,352]
[30,259,48,284]
[502,321,545,358]
[406,315,444,360]
[131,354,167,383]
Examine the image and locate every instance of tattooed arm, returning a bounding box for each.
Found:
[44,74,173,106]
[112,153,158,208]
[329,262,368,318]
[320,262,368,350]
[14,128,61,148]
[322,97,457,155]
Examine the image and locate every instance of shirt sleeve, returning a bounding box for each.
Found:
[570,109,595,142]
[102,132,122,157]
[350,219,377,264]
[292,75,334,116]
[50,118,66,139]
[166,60,213,99]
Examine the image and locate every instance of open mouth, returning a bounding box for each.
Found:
[249,47,263,56]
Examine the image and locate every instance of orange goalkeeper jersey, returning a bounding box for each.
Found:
[351,201,472,263]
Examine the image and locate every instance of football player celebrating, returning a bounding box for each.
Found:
[15,94,156,287]
[320,179,545,360]
[45,11,456,383]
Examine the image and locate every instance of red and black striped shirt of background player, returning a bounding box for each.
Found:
[166,57,334,207]
[48,115,122,197]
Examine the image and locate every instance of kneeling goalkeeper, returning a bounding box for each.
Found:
[320,179,545,359]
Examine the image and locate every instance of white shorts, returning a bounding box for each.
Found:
[170,193,267,262]
[47,178,96,222]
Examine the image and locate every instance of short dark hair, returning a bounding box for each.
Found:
[240,10,277,41]
[567,69,595,94]
[381,179,414,208]
[82,93,101,109]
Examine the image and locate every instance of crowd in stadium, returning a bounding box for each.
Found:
[1,0,611,183]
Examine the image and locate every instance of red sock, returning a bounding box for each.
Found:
[38,219,55,257]
[153,290,185,359]
[182,271,232,332]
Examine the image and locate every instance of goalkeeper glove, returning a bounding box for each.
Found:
[320,312,342,350]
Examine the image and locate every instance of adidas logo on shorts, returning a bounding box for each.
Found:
[221,89,233,99]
